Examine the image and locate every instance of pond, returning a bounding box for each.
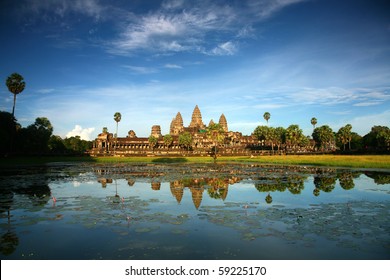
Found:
[0,162,389,260]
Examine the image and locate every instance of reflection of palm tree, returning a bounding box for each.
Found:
[265,193,273,204]
[0,231,19,256]
[0,207,19,256]
[338,171,355,190]
[314,170,337,193]
[207,187,229,200]
[113,179,121,203]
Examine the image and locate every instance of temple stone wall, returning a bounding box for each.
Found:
[91,105,263,156]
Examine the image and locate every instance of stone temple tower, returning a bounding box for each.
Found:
[218,113,228,132]
[189,105,205,129]
[151,125,162,138]
[170,112,184,136]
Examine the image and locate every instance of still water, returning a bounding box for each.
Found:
[1,163,389,260]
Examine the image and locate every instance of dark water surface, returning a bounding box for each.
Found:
[1,163,389,260]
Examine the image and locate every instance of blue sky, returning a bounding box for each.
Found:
[1,0,389,140]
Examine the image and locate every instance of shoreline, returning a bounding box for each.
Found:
[1,154,389,170]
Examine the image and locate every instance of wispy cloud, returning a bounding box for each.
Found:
[24,0,104,21]
[109,4,236,55]
[248,0,307,19]
[36,88,55,94]
[209,41,239,56]
[286,87,390,107]
[164,63,182,69]
[122,65,158,74]
[19,0,305,56]
[108,0,305,56]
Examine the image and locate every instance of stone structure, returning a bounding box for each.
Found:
[91,105,260,156]
[151,125,162,138]
[170,112,184,136]
[189,105,205,129]
[219,114,228,132]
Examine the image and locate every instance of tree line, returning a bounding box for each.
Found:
[0,111,92,156]
[254,112,390,153]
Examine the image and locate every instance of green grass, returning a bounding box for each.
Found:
[222,155,390,169]
[1,154,389,169]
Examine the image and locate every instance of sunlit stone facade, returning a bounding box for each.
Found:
[91,105,258,156]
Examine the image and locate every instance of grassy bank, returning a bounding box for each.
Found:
[1,154,389,169]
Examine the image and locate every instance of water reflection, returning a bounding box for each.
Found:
[0,166,51,256]
[90,164,390,208]
[0,163,389,260]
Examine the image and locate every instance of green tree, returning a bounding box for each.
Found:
[286,124,304,152]
[362,126,390,150]
[24,117,53,154]
[274,127,286,152]
[6,73,25,117]
[311,117,317,129]
[312,125,335,151]
[206,123,225,162]
[178,132,193,152]
[113,112,121,154]
[48,135,66,154]
[337,124,353,151]
[148,135,158,152]
[63,136,92,154]
[163,134,173,149]
[263,112,271,124]
[0,111,19,155]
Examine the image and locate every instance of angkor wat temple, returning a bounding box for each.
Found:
[91,105,258,156]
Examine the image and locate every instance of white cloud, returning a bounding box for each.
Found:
[36,88,55,94]
[164,63,182,69]
[66,125,95,140]
[162,0,184,10]
[109,3,238,55]
[25,0,104,20]
[248,0,306,19]
[209,41,238,56]
[122,65,158,74]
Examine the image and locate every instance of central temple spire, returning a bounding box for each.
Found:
[189,105,205,129]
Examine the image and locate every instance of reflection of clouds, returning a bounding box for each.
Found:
[73,181,81,187]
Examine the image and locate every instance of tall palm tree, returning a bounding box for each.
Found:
[263,112,271,125]
[206,123,225,163]
[6,73,25,117]
[113,112,121,154]
[311,117,317,129]
[163,134,173,150]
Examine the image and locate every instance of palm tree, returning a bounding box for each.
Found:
[178,132,193,153]
[113,112,121,154]
[163,134,173,150]
[6,73,25,117]
[286,124,304,152]
[206,123,225,162]
[148,135,158,153]
[311,117,317,129]
[263,112,271,125]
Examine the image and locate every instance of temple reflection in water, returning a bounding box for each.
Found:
[93,164,390,209]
